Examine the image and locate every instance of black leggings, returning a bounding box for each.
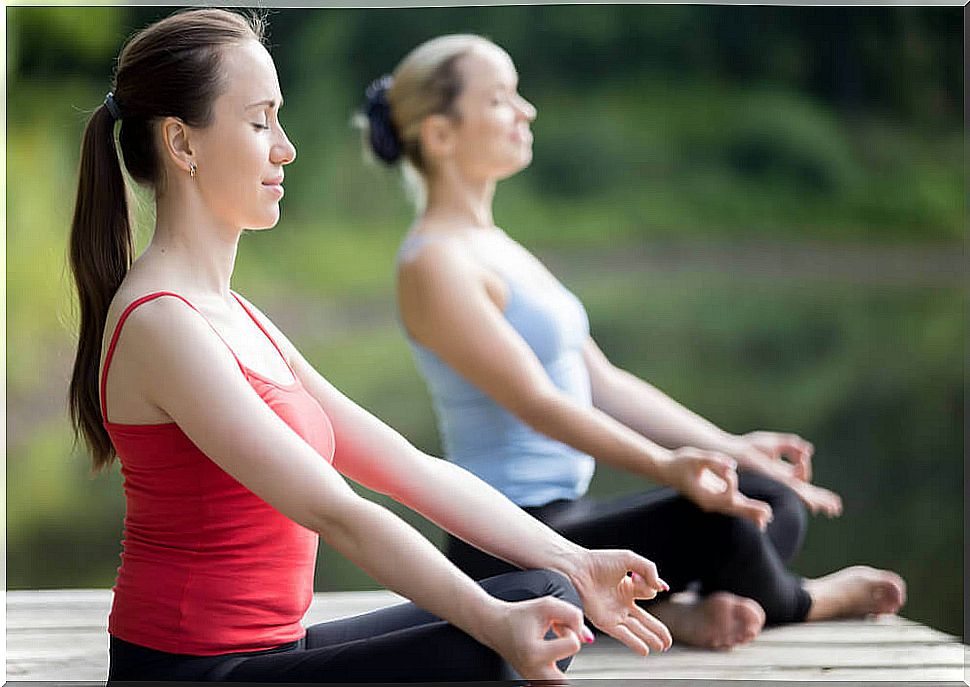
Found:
[447,472,812,625]
[108,569,579,682]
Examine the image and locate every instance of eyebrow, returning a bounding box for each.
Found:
[245,98,281,109]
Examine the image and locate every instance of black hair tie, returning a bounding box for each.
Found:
[104,91,122,121]
[365,75,402,164]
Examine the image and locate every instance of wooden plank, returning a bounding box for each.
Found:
[752,615,955,644]
[572,666,967,681]
[6,590,965,683]
[568,640,963,670]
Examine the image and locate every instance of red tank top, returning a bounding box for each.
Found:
[102,292,335,655]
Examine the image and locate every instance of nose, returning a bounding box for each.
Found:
[516,94,537,122]
[273,123,297,165]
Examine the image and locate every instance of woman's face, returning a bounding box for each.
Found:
[190,40,296,231]
[447,44,536,182]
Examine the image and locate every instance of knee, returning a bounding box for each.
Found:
[534,569,582,673]
[724,512,766,554]
[768,484,808,562]
[479,568,583,614]
[480,569,582,676]
[526,568,583,612]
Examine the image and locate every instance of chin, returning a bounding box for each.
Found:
[497,156,532,181]
[246,209,282,231]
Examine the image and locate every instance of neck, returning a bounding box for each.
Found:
[145,185,241,301]
[421,166,497,232]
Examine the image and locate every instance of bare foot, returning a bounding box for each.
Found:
[804,565,907,621]
[650,591,766,650]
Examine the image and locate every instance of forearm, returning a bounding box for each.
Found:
[594,369,738,453]
[397,456,591,584]
[520,388,674,481]
[311,493,503,648]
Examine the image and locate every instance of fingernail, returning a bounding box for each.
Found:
[581,627,595,644]
[658,578,670,592]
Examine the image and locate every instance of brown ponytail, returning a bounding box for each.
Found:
[67,9,264,470]
[68,103,133,470]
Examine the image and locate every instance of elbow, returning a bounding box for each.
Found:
[383,450,442,504]
[512,386,566,434]
[302,487,365,541]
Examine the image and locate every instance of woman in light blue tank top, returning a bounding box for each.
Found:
[359,35,905,649]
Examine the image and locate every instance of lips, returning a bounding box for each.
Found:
[262,177,284,198]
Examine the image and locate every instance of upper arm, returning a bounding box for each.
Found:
[582,336,621,402]
[121,298,357,531]
[397,244,562,419]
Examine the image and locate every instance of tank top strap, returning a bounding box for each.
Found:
[100,291,247,422]
[229,291,295,376]
[397,230,469,265]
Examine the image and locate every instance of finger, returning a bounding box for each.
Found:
[552,621,594,645]
[628,605,673,651]
[538,631,583,665]
[698,467,730,496]
[783,436,814,477]
[722,463,739,492]
[787,456,811,483]
[626,554,667,594]
[798,489,822,514]
[700,454,737,480]
[542,597,585,636]
[754,454,796,481]
[825,492,843,517]
[792,455,811,482]
[608,622,651,657]
[625,574,658,601]
[621,615,666,654]
[731,493,773,529]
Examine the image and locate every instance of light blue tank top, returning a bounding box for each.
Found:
[399,230,596,507]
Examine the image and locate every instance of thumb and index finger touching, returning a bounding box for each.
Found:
[695,453,773,529]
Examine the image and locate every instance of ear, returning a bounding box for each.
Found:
[159,116,196,175]
[419,113,456,164]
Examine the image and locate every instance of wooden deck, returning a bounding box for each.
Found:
[6,589,966,683]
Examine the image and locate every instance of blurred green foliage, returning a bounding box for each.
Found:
[5,4,964,639]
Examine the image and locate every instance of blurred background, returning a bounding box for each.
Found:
[6,5,964,638]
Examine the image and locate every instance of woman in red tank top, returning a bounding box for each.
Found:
[68,9,673,682]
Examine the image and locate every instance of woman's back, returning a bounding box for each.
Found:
[399,229,595,506]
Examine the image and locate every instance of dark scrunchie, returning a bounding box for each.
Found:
[104,91,122,121]
[365,75,402,165]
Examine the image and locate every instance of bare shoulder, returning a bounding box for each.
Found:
[397,237,485,305]
[108,293,216,362]
[102,285,179,360]
[398,233,474,288]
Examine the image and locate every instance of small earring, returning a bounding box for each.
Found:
[189,162,197,179]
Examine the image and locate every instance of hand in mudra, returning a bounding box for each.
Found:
[733,431,843,517]
[572,549,673,656]
[664,448,774,529]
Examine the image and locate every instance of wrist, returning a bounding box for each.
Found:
[548,545,595,599]
[475,596,513,652]
[720,434,750,459]
[649,447,676,486]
